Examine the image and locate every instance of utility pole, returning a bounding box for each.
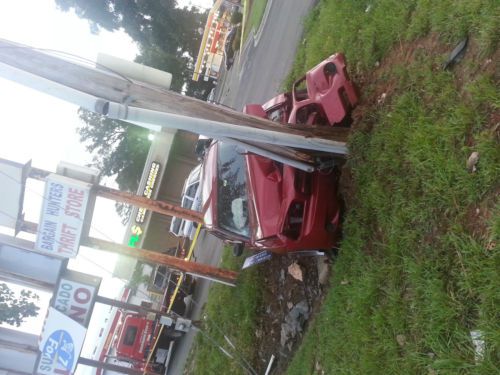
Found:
[0,38,348,156]
[28,166,203,223]
[84,237,237,286]
[77,357,154,375]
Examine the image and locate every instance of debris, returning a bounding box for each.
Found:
[287,301,294,310]
[396,334,406,347]
[470,330,485,362]
[443,36,468,70]
[317,256,330,285]
[288,262,304,281]
[374,60,380,67]
[377,92,387,104]
[365,4,372,13]
[340,279,349,285]
[280,301,310,348]
[486,241,496,251]
[279,269,285,283]
[466,151,479,172]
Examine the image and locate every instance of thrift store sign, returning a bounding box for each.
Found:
[35,174,91,258]
[36,307,86,375]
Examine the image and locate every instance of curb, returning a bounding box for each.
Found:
[252,0,274,47]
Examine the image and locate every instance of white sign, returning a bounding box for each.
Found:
[53,270,100,327]
[37,307,86,375]
[35,174,91,258]
[0,158,30,229]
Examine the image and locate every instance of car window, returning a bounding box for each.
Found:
[186,182,199,199]
[217,143,250,238]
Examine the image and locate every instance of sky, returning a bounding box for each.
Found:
[0,0,213,372]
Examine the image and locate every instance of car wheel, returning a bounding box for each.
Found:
[232,242,244,257]
[324,62,337,76]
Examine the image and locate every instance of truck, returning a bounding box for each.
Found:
[113,312,188,373]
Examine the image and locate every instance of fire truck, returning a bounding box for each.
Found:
[112,311,189,373]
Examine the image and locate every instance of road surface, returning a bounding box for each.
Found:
[169,0,318,372]
[218,0,317,110]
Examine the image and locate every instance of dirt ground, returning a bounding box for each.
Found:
[252,254,331,374]
[248,34,499,375]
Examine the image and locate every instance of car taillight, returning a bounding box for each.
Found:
[282,202,304,240]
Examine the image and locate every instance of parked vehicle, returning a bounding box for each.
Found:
[244,53,358,126]
[151,263,196,316]
[223,27,237,70]
[115,312,184,373]
[200,141,342,255]
[169,164,202,240]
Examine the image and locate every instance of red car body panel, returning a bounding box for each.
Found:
[243,53,358,126]
[201,142,341,254]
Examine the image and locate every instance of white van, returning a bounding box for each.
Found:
[169,164,202,239]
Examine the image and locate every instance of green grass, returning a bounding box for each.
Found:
[187,1,499,374]
[283,1,500,373]
[243,0,267,42]
[188,246,263,375]
[288,64,499,374]
[283,0,499,89]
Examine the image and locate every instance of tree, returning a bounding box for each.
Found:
[77,108,151,221]
[55,0,206,58]
[0,283,39,327]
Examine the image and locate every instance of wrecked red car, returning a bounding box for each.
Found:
[200,141,341,255]
[244,53,358,126]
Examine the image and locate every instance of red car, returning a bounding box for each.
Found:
[244,53,358,126]
[200,141,341,255]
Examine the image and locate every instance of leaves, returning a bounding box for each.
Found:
[77,108,150,193]
[0,283,40,327]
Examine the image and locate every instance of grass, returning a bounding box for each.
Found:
[283,0,499,89]
[242,0,268,42]
[284,0,499,373]
[187,1,499,374]
[188,246,263,374]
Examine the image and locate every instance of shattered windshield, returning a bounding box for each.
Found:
[217,142,250,238]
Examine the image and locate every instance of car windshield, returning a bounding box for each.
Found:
[217,142,250,238]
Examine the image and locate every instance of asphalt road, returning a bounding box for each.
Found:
[218,0,317,110]
[167,229,225,374]
[169,1,318,373]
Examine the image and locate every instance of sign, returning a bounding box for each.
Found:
[35,174,91,258]
[242,251,273,269]
[0,158,30,230]
[36,307,86,375]
[128,161,160,247]
[135,161,160,223]
[53,269,101,327]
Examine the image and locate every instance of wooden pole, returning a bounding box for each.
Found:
[84,237,238,286]
[11,222,238,287]
[0,38,348,153]
[94,295,178,319]
[77,357,154,375]
[94,185,203,223]
[27,166,203,223]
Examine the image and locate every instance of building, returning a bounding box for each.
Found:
[192,0,234,81]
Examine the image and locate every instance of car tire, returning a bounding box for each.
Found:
[232,243,244,257]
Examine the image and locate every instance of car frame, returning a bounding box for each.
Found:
[200,140,342,255]
[244,53,358,126]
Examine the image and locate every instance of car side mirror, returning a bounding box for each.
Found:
[232,242,245,257]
